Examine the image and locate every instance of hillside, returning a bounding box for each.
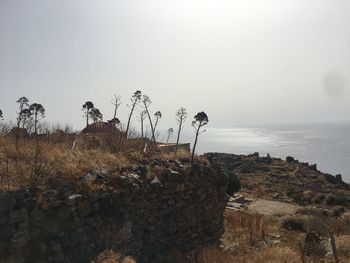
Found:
[205,152,350,209]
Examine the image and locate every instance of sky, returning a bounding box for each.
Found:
[0,0,350,133]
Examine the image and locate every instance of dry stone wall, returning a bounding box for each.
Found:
[0,161,227,263]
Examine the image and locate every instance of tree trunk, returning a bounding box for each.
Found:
[191,126,200,162]
[86,109,89,128]
[166,133,170,145]
[125,103,136,139]
[144,107,156,145]
[34,112,38,135]
[113,106,117,120]
[175,118,183,154]
[141,118,144,139]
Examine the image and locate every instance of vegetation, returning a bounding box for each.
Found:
[29,103,45,135]
[138,110,147,139]
[125,90,142,138]
[15,96,30,149]
[224,169,241,195]
[90,107,103,123]
[111,93,122,122]
[175,107,187,154]
[1,92,350,263]
[141,94,156,144]
[0,90,202,190]
[82,101,95,128]
[153,110,162,140]
[166,127,173,145]
[191,111,208,162]
[95,207,350,262]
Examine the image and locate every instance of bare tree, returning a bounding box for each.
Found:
[141,95,156,144]
[82,101,94,128]
[111,94,122,121]
[175,107,187,153]
[125,90,141,138]
[166,128,173,145]
[138,110,147,139]
[29,103,45,135]
[191,111,208,162]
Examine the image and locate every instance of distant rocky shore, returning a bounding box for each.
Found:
[205,152,350,210]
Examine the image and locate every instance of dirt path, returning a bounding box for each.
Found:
[247,199,301,216]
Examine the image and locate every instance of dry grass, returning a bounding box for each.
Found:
[0,136,130,191]
[223,210,265,246]
[337,235,350,259]
[93,250,136,263]
[215,210,350,263]
[193,245,298,263]
[0,135,197,191]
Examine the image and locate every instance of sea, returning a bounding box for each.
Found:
[180,122,350,183]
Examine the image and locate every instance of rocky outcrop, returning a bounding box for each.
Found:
[0,162,227,263]
[204,152,350,209]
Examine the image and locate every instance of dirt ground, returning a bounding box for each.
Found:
[247,198,301,216]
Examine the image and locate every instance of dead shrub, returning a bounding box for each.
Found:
[224,210,265,245]
[281,215,308,232]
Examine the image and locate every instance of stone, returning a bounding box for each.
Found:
[0,194,16,214]
[64,194,82,206]
[335,174,343,184]
[43,220,61,236]
[310,164,317,171]
[55,206,71,220]
[167,168,179,176]
[42,190,59,201]
[43,200,63,209]
[0,162,227,263]
[0,240,8,255]
[175,184,185,192]
[81,169,106,182]
[77,201,91,217]
[22,240,47,261]
[30,209,46,224]
[8,209,28,224]
[0,225,15,241]
[190,163,202,175]
[132,165,147,178]
[248,152,259,158]
[0,214,7,225]
[8,231,30,253]
[0,254,25,263]
[150,176,162,188]
[48,252,68,263]
[156,248,185,263]
[91,202,100,212]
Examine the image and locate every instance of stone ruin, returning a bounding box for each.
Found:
[0,162,227,263]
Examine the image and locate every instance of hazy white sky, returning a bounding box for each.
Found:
[1,0,349,132]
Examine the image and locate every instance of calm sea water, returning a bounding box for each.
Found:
[180,123,350,183]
